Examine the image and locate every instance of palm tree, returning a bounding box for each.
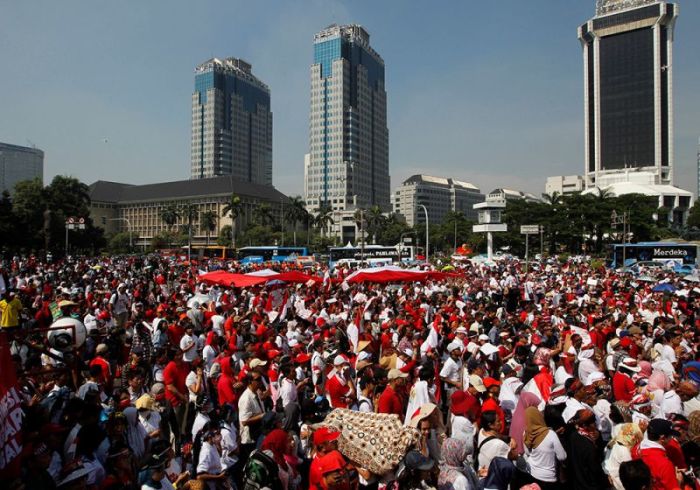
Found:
[285,196,308,246]
[365,205,385,244]
[181,203,198,259]
[160,203,180,231]
[160,204,180,248]
[315,205,335,238]
[201,211,217,247]
[253,204,274,227]
[222,194,242,250]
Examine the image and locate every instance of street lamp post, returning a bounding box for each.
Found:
[611,210,629,268]
[418,204,429,262]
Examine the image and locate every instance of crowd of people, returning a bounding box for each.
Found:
[0,252,699,490]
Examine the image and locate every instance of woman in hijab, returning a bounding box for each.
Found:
[261,429,298,490]
[603,423,643,490]
[566,409,607,490]
[437,437,479,490]
[482,457,516,490]
[523,407,567,489]
[123,406,148,463]
[682,411,700,477]
[509,392,542,456]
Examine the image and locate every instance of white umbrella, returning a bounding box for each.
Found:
[683,274,700,283]
[187,293,210,308]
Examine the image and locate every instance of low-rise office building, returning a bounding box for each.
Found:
[545,175,584,196]
[89,176,289,248]
[393,174,484,226]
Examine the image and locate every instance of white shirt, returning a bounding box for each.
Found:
[186,371,203,403]
[192,412,211,440]
[604,440,633,490]
[524,430,567,482]
[450,414,475,455]
[180,334,199,363]
[211,315,225,337]
[439,357,462,391]
[477,429,510,470]
[278,377,298,409]
[202,345,217,376]
[220,423,239,470]
[238,388,264,444]
[197,441,223,489]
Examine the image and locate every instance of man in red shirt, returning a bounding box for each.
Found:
[326,356,354,409]
[632,419,682,490]
[89,343,112,387]
[309,427,341,490]
[377,368,408,417]
[613,357,640,402]
[162,352,189,445]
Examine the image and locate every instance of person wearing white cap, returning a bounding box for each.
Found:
[612,357,640,403]
[440,340,464,396]
[326,355,354,409]
[109,282,130,329]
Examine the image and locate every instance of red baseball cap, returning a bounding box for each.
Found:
[294,353,311,364]
[318,450,346,475]
[313,427,341,446]
[483,377,501,389]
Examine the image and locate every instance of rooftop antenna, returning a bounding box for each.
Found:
[26,139,36,149]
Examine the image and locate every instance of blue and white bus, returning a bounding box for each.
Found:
[610,242,698,268]
[328,244,416,268]
[237,246,308,265]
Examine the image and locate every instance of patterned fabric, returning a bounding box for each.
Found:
[320,408,420,475]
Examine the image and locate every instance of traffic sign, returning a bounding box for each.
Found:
[520,225,539,234]
[78,217,85,224]
[67,217,75,224]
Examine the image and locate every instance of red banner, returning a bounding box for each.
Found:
[0,333,22,480]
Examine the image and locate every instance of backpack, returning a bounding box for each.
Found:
[242,449,284,490]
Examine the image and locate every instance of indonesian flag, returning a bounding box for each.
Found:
[0,334,22,479]
[264,294,274,312]
[420,315,441,356]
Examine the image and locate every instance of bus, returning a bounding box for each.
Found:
[328,244,416,268]
[610,242,698,268]
[193,245,233,260]
[237,246,309,265]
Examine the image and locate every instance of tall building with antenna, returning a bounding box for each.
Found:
[578,0,677,188]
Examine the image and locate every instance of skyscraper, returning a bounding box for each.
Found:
[191,57,272,186]
[578,0,677,188]
[0,142,44,195]
[306,24,390,215]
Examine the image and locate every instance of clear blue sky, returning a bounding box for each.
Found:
[1,0,698,196]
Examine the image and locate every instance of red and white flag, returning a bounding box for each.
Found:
[0,333,22,479]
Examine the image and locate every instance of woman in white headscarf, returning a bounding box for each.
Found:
[123,406,148,462]
[578,346,602,385]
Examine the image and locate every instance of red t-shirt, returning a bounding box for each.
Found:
[326,374,351,409]
[612,372,636,402]
[377,385,403,417]
[162,361,189,406]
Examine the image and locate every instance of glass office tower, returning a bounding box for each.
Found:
[191,58,272,186]
[578,0,677,187]
[306,24,390,213]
